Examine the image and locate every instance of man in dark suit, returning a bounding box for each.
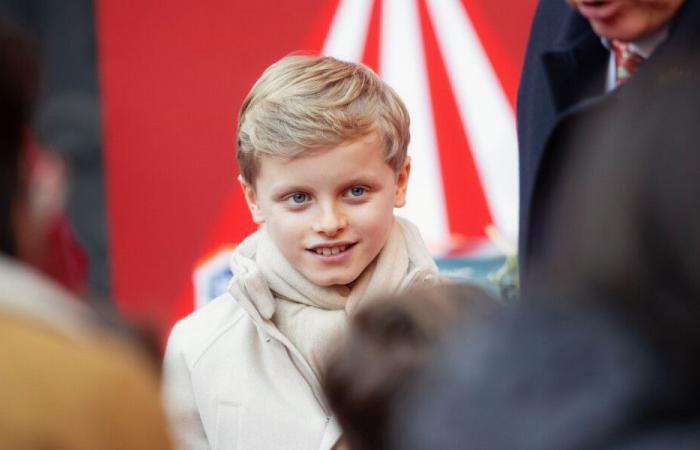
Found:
[517,0,699,284]
[393,60,700,450]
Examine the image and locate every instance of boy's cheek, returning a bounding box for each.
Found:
[267,214,306,235]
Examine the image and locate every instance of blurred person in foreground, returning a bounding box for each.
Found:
[518,0,700,284]
[393,56,700,449]
[323,284,498,450]
[0,21,171,450]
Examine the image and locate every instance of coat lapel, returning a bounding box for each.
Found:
[542,31,609,114]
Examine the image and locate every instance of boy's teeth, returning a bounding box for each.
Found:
[314,245,347,256]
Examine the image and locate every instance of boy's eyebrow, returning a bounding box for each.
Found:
[339,174,384,186]
[268,182,314,196]
[268,173,386,197]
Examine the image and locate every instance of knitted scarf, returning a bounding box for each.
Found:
[229,217,440,381]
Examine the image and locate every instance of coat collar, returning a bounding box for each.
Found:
[541,12,608,114]
[541,0,700,115]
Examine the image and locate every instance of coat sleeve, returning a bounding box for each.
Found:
[162,320,210,450]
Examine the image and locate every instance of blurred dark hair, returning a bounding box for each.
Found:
[0,19,38,256]
[529,63,700,376]
[323,284,496,450]
[391,58,700,450]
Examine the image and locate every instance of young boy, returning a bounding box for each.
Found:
[162,54,440,450]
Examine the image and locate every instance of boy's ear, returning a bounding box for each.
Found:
[238,175,265,224]
[394,156,411,208]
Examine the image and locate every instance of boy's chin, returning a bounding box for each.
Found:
[306,271,361,288]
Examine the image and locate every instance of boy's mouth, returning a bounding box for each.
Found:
[307,242,357,256]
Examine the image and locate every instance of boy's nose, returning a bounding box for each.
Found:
[312,204,347,236]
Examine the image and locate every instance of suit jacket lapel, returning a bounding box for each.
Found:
[542,31,609,114]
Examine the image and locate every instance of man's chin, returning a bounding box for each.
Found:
[585,6,674,42]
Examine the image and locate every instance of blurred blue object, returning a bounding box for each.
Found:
[437,254,517,302]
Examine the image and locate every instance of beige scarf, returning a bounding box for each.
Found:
[229,217,440,381]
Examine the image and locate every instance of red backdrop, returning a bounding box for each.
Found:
[97,0,536,337]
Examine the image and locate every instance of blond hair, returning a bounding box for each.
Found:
[236,54,410,185]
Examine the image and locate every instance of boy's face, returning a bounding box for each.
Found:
[240,134,410,287]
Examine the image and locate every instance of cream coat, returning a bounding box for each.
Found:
[162,219,440,450]
[163,291,342,450]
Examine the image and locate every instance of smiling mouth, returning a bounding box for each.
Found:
[307,243,357,256]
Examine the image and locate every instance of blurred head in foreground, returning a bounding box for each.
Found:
[323,284,497,450]
[0,19,170,450]
[0,18,87,293]
[393,58,700,450]
[0,19,37,259]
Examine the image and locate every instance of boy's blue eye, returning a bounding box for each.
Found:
[290,193,308,204]
[349,186,365,197]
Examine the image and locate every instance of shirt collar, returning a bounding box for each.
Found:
[601,25,669,59]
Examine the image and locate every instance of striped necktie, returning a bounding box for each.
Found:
[612,40,644,86]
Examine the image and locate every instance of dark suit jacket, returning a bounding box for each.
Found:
[394,302,700,450]
[517,0,700,280]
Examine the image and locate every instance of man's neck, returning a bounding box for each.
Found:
[601,26,669,57]
[603,26,670,91]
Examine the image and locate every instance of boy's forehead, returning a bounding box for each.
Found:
[254,134,393,185]
[261,132,385,166]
